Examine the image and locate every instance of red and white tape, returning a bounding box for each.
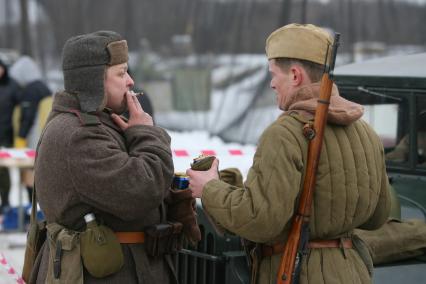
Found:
[0,253,25,284]
[172,148,254,157]
[0,149,36,159]
[0,148,254,159]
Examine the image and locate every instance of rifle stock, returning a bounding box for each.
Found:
[276,33,340,284]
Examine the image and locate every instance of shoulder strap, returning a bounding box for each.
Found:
[66,109,101,126]
[30,182,38,224]
[52,105,101,126]
[30,119,51,224]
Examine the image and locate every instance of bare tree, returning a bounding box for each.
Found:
[19,0,33,56]
[377,0,390,42]
[301,0,308,23]
[34,0,426,56]
[3,0,13,48]
[279,0,293,26]
[347,0,355,62]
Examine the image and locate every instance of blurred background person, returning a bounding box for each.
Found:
[6,56,52,210]
[386,110,426,164]
[9,56,52,148]
[0,59,21,215]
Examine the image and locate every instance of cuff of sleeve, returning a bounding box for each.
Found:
[125,125,170,141]
[200,179,230,236]
[201,179,227,207]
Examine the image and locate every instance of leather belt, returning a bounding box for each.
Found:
[261,239,353,257]
[115,232,145,244]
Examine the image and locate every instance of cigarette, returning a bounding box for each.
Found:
[129,91,144,97]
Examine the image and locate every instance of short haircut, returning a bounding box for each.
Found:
[274,58,324,83]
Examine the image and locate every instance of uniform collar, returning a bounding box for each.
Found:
[52,91,124,133]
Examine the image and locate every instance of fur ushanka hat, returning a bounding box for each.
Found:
[62,30,128,113]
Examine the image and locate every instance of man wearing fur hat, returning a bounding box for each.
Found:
[30,31,190,283]
[187,24,390,283]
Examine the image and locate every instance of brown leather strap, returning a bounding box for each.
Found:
[261,243,285,257]
[261,239,353,257]
[309,239,352,249]
[115,232,145,244]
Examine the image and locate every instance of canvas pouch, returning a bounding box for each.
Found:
[80,221,124,278]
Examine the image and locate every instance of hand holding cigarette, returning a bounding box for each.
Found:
[111,90,153,130]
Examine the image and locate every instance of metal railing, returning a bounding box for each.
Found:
[174,204,249,284]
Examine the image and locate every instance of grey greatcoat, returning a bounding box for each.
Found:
[32,91,175,283]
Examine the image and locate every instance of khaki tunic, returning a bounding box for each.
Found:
[32,92,175,283]
[202,113,390,284]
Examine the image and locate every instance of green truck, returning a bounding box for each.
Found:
[175,53,426,284]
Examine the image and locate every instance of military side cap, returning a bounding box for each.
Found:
[265,23,333,65]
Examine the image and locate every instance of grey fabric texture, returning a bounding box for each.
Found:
[62,31,127,113]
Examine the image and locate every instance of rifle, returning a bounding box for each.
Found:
[276,32,340,284]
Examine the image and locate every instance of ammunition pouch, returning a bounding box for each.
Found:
[46,223,83,284]
[45,221,124,282]
[80,222,124,278]
[144,222,183,257]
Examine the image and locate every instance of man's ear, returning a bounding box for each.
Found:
[289,65,304,86]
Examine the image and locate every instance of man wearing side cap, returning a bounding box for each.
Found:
[30,31,185,283]
[187,24,390,283]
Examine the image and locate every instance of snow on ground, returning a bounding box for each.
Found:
[0,233,26,284]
